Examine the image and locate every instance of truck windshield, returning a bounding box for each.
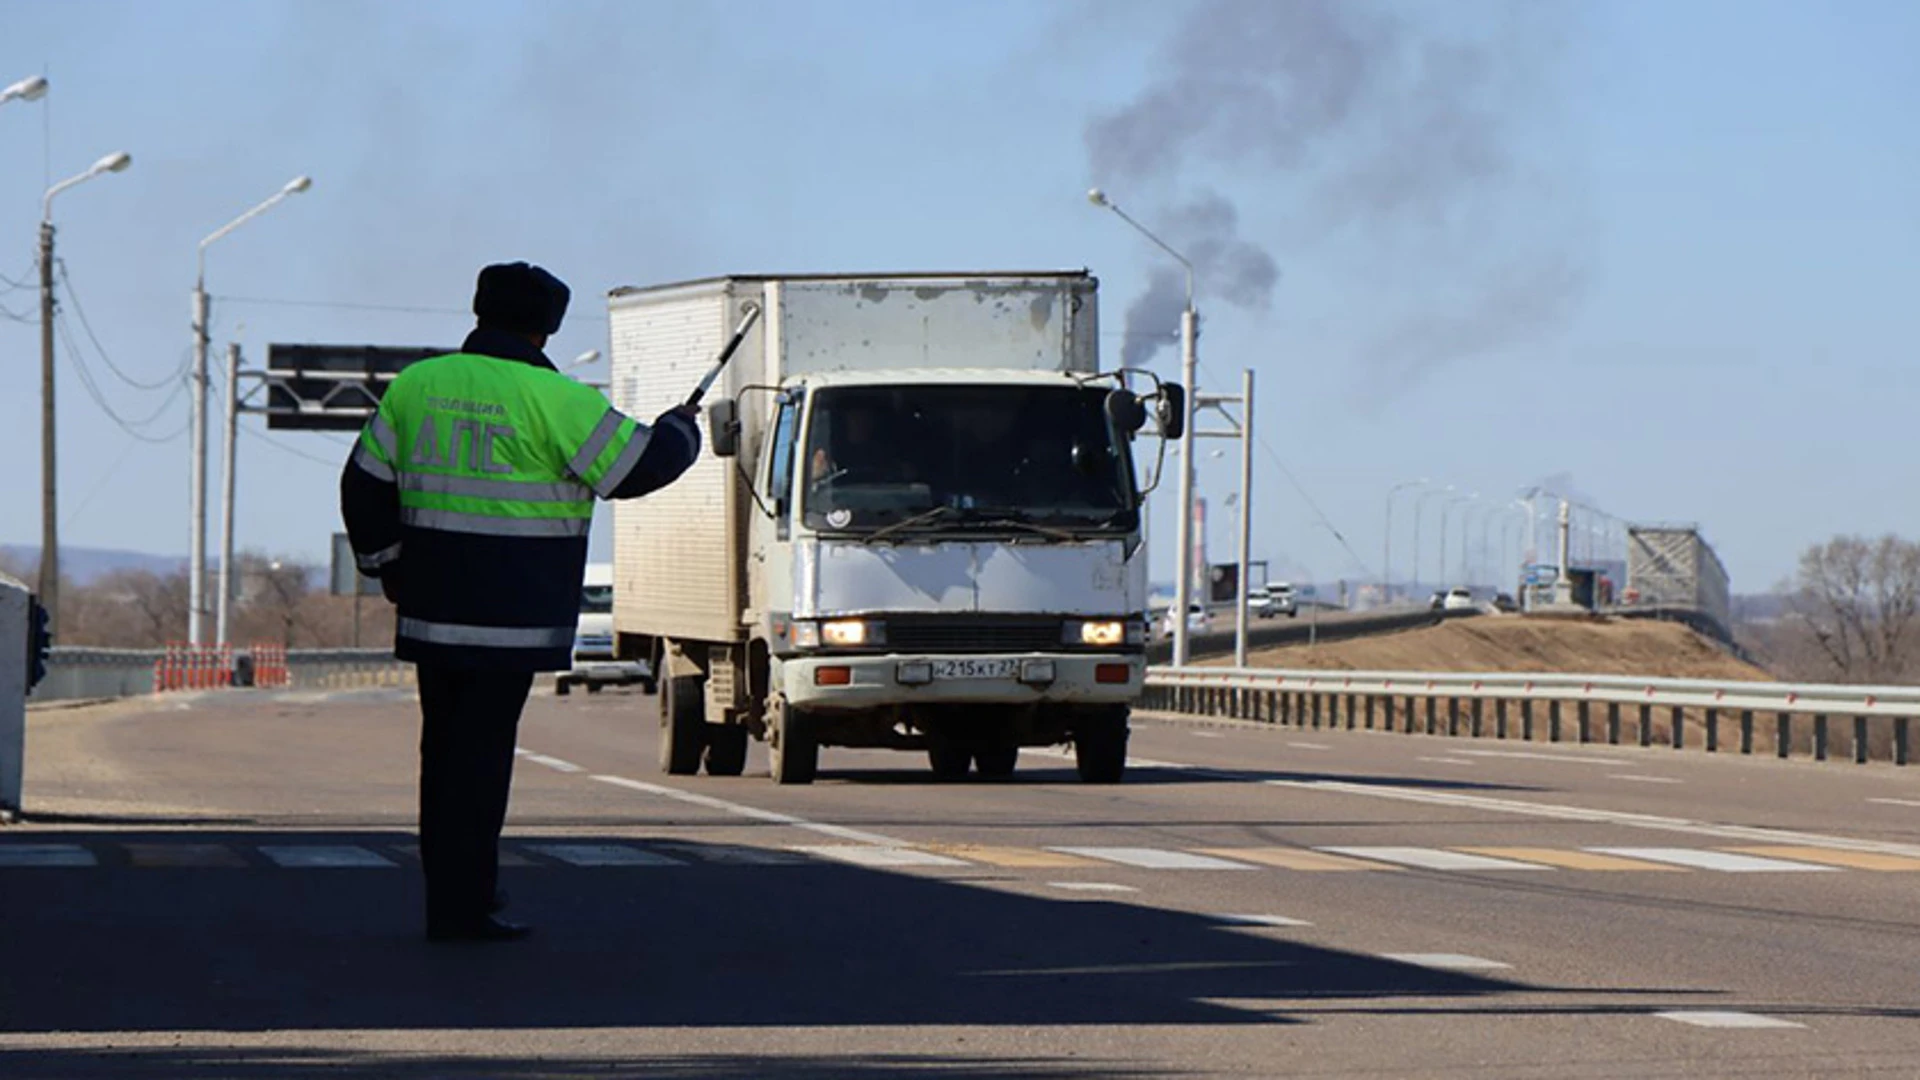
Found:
[801,384,1137,535]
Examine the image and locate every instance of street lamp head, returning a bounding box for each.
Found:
[3,74,48,103]
[93,151,132,175]
[1086,187,1110,208]
[282,175,313,195]
[570,349,601,370]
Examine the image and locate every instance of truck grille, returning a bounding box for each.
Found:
[884,615,1065,654]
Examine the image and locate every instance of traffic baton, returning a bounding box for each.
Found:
[686,301,762,408]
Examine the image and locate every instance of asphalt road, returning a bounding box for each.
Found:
[5,684,1920,1077]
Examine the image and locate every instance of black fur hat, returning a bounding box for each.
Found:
[473,262,570,336]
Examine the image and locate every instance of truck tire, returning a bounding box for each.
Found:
[771,702,818,785]
[704,725,748,777]
[1073,707,1129,784]
[928,745,972,781]
[972,745,1018,778]
[659,675,706,776]
[556,679,572,697]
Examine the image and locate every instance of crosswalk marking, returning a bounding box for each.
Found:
[793,846,970,868]
[1380,953,1512,971]
[1213,913,1312,928]
[259,845,394,868]
[1453,847,1684,872]
[922,844,1102,868]
[526,844,687,867]
[1654,1010,1805,1030]
[1319,847,1553,872]
[1586,848,1838,873]
[1193,847,1389,872]
[1723,846,1920,871]
[0,844,95,867]
[124,843,248,868]
[1050,847,1256,871]
[650,843,812,865]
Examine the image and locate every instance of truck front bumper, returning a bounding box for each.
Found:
[780,653,1142,711]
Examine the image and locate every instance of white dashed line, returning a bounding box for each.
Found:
[1585,848,1837,873]
[1046,882,1138,893]
[522,753,584,773]
[1452,749,1627,765]
[793,845,969,868]
[1288,742,1332,751]
[1610,774,1682,785]
[591,774,902,846]
[1868,797,1920,808]
[527,844,686,867]
[1380,953,1511,971]
[1654,1010,1805,1030]
[1189,731,1223,739]
[1418,756,1475,766]
[1213,913,1312,928]
[1051,847,1256,871]
[1319,847,1553,872]
[259,845,394,868]
[0,844,96,867]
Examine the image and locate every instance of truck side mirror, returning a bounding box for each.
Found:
[1156,384,1186,440]
[708,398,741,458]
[1104,388,1147,435]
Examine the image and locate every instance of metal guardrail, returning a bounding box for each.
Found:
[1143,666,1917,766]
[33,646,410,703]
[1148,607,1470,664]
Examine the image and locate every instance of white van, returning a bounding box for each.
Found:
[556,563,653,696]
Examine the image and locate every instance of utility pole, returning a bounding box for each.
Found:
[1233,368,1253,668]
[216,343,240,647]
[189,280,210,645]
[36,222,57,632]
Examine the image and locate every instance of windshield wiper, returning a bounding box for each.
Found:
[965,517,1079,542]
[859,504,962,545]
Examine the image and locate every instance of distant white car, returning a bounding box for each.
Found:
[1442,587,1476,612]
[1248,591,1275,618]
[1265,582,1298,618]
[1160,602,1211,638]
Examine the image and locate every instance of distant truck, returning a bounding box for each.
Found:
[607,272,1181,784]
[556,562,652,696]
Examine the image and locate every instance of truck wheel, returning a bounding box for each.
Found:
[928,745,972,780]
[556,679,572,697]
[1073,707,1129,784]
[586,682,603,694]
[659,675,706,776]
[771,702,818,785]
[973,745,1018,779]
[704,725,748,777]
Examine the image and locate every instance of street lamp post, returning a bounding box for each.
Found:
[1384,479,1426,606]
[38,150,133,633]
[1412,485,1453,597]
[197,175,311,646]
[1089,187,1200,665]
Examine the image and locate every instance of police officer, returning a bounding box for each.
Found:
[341,262,700,942]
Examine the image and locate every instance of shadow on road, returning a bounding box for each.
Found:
[1,831,1526,1040]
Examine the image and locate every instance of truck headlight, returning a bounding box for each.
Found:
[1070,620,1127,647]
[795,618,884,649]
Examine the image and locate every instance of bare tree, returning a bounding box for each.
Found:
[1787,534,1920,683]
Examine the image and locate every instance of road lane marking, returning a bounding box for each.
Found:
[1610,774,1683,784]
[1266,778,1920,859]
[1585,848,1836,873]
[1288,742,1332,751]
[1654,1010,1805,1030]
[527,843,686,867]
[1050,847,1257,870]
[1453,847,1684,872]
[124,843,248,868]
[1380,953,1511,971]
[1724,846,1920,871]
[260,845,394,868]
[1213,913,1312,928]
[1194,847,1390,872]
[922,844,1101,868]
[1453,749,1626,765]
[1418,756,1475,766]
[1867,797,1920,808]
[0,844,96,867]
[394,843,535,867]
[1318,846,1553,872]
[590,774,903,846]
[1189,731,1223,739]
[1046,882,1138,893]
[516,750,584,773]
[794,845,969,868]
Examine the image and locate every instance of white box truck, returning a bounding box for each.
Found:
[607,272,1181,784]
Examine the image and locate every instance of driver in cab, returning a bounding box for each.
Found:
[809,404,908,487]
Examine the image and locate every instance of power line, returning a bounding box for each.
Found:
[54,313,190,442]
[241,424,348,468]
[56,258,190,391]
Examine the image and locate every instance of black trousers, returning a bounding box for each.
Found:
[416,663,534,925]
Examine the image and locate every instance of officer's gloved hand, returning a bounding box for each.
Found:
[655,405,703,458]
[379,566,404,605]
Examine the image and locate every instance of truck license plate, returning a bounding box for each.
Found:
[931,658,1019,680]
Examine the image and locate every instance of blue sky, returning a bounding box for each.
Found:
[2,0,1916,594]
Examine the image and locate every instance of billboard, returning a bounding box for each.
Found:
[266,344,441,430]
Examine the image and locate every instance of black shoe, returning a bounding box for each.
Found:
[426,915,533,943]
